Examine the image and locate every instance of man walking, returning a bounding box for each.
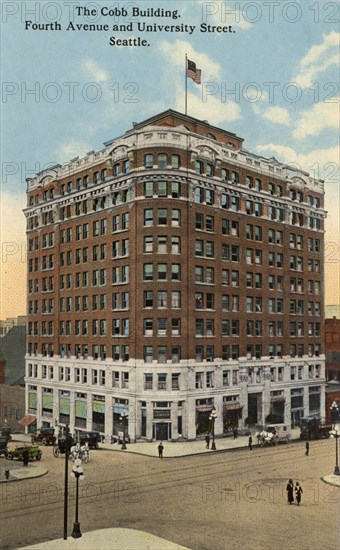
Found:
[158,441,164,459]
[22,447,29,467]
[286,479,294,505]
[248,435,253,451]
[305,441,310,456]
[205,433,210,449]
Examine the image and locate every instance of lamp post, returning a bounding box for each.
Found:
[120,412,128,450]
[71,458,84,538]
[63,424,70,540]
[209,409,218,451]
[330,401,340,476]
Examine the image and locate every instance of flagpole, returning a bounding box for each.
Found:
[185,54,187,115]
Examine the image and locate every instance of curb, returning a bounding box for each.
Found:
[321,475,340,487]
[102,437,301,459]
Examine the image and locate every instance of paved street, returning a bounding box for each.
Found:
[1,438,339,550]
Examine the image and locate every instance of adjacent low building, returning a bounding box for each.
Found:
[24,109,326,441]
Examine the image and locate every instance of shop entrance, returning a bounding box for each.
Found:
[248,393,262,425]
[153,422,171,440]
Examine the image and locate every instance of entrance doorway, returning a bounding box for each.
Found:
[248,393,262,425]
[153,422,171,440]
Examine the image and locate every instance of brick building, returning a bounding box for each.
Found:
[24,109,326,441]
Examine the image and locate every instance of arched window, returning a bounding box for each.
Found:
[221,168,229,182]
[195,161,203,174]
[245,176,253,188]
[231,171,239,183]
[171,155,180,169]
[157,154,167,169]
[144,154,153,168]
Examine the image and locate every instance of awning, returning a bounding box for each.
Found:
[196,406,214,412]
[223,404,243,411]
[18,414,37,426]
[271,397,285,403]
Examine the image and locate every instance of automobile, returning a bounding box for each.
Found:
[78,431,101,449]
[0,436,9,456]
[31,427,56,446]
[300,417,332,440]
[6,445,42,461]
[0,426,12,443]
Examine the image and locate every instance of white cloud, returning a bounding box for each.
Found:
[81,58,109,82]
[292,98,340,138]
[251,93,290,126]
[175,91,241,125]
[253,144,339,184]
[261,106,291,126]
[54,140,93,163]
[158,40,241,124]
[293,32,340,88]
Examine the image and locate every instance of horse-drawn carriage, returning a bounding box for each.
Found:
[53,434,89,463]
[256,424,291,447]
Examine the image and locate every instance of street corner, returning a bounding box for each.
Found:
[322,474,340,487]
[0,462,48,482]
[19,527,191,549]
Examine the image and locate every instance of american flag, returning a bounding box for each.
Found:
[187,59,201,84]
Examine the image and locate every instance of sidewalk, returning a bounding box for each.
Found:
[9,427,302,458]
[18,528,190,549]
[100,428,302,457]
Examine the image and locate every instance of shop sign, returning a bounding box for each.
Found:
[153,410,171,419]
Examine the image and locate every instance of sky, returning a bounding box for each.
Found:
[1,0,339,318]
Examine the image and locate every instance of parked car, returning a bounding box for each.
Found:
[79,431,101,449]
[300,417,331,440]
[31,427,56,446]
[0,426,12,443]
[0,436,9,456]
[6,445,42,461]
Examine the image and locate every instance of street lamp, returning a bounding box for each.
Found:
[330,401,340,476]
[209,409,218,451]
[120,412,128,450]
[63,424,70,540]
[71,458,84,538]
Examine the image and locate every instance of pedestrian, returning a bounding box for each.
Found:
[158,441,164,459]
[248,435,253,451]
[286,479,294,505]
[295,482,303,505]
[22,447,29,467]
[305,441,310,456]
[233,427,238,439]
[205,433,210,449]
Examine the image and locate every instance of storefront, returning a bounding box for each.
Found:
[92,395,105,433]
[291,388,304,427]
[59,391,70,425]
[195,399,214,436]
[269,394,285,423]
[112,399,129,441]
[75,394,87,429]
[223,397,242,432]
